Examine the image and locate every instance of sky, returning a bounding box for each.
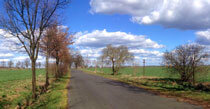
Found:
[1,0,210,66]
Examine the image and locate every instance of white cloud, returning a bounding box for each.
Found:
[0,59,10,62]
[75,29,164,65]
[75,29,164,49]
[0,53,14,58]
[0,29,24,52]
[90,0,210,30]
[13,56,29,61]
[196,29,210,45]
[130,49,163,57]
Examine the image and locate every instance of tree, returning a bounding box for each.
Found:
[16,61,21,68]
[163,44,209,85]
[49,26,73,79]
[100,44,134,75]
[24,59,30,69]
[132,60,139,76]
[1,61,6,68]
[40,24,59,87]
[21,62,25,69]
[73,52,84,69]
[0,0,70,99]
[38,62,42,69]
[8,60,14,68]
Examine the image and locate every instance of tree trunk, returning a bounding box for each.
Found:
[112,61,115,75]
[56,56,60,79]
[45,53,49,88]
[75,63,78,69]
[31,59,36,99]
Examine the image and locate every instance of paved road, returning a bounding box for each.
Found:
[68,70,202,109]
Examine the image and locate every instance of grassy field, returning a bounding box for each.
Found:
[0,68,70,109]
[0,69,45,108]
[83,66,210,108]
[87,66,210,82]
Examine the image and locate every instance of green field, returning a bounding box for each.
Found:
[87,66,210,82]
[0,69,45,108]
[0,68,69,109]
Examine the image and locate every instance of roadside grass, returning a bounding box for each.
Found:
[83,67,210,108]
[30,72,70,109]
[0,68,70,109]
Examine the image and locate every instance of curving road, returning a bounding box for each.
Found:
[68,70,202,109]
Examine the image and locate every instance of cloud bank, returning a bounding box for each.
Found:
[75,29,164,65]
[90,0,210,30]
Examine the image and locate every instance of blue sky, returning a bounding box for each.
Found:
[65,0,196,50]
[0,0,210,65]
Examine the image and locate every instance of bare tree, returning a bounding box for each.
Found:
[21,61,25,69]
[16,61,21,68]
[1,61,6,68]
[73,52,84,69]
[8,60,14,68]
[163,44,209,85]
[0,0,70,99]
[41,25,57,87]
[132,60,139,76]
[38,62,42,69]
[24,59,30,69]
[101,44,134,75]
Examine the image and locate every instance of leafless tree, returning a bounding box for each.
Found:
[101,44,134,75]
[0,0,70,99]
[16,61,21,68]
[21,61,25,69]
[163,44,209,85]
[24,58,30,69]
[83,55,90,68]
[132,60,139,76]
[38,62,42,69]
[73,52,84,69]
[1,61,6,68]
[8,60,14,68]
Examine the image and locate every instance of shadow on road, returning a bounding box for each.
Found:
[98,80,155,96]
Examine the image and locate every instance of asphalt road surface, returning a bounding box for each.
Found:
[68,70,202,109]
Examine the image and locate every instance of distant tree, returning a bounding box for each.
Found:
[84,55,90,68]
[73,52,84,69]
[21,62,25,69]
[16,61,21,69]
[24,59,30,69]
[132,60,139,76]
[100,44,134,75]
[38,62,42,69]
[163,44,209,85]
[1,61,6,68]
[8,60,14,68]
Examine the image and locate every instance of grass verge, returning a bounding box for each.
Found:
[30,71,70,109]
[82,69,210,109]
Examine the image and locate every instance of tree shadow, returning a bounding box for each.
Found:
[100,79,156,96]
